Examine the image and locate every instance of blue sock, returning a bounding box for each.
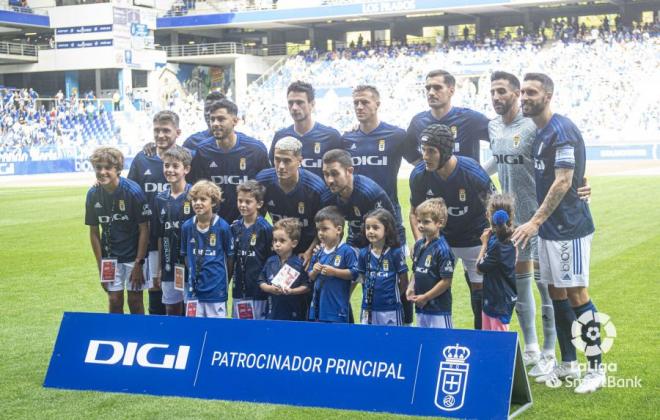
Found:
[552,299,577,362]
[470,288,483,330]
[573,300,602,370]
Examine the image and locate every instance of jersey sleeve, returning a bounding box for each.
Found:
[405,117,420,157]
[187,151,205,184]
[356,247,368,276]
[399,128,421,164]
[435,246,455,279]
[409,170,426,208]
[221,221,234,258]
[392,247,408,274]
[319,186,335,208]
[476,238,500,273]
[84,189,98,226]
[257,261,269,285]
[342,246,359,280]
[255,144,271,172]
[131,188,151,224]
[554,122,580,169]
[127,156,141,184]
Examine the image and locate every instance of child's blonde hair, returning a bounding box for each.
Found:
[415,197,448,226]
[273,218,302,243]
[189,180,222,206]
[89,147,124,171]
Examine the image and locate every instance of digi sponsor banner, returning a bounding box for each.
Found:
[44,312,531,418]
[57,39,113,49]
[56,25,113,35]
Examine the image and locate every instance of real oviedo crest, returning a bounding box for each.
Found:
[435,344,471,412]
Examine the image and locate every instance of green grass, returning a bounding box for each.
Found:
[1,177,658,419]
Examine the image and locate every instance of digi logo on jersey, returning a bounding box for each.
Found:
[447,206,468,217]
[84,340,190,370]
[493,154,525,165]
[435,344,471,412]
[302,158,323,168]
[351,156,388,166]
[144,182,169,193]
[534,158,546,171]
[98,214,130,223]
[211,175,249,185]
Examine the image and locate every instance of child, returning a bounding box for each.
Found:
[477,194,517,331]
[230,180,273,320]
[308,206,358,323]
[152,145,193,316]
[85,147,151,314]
[357,208,409,326]
[259,218,311,321]
[180,180,234,318]
[406,198,455,329]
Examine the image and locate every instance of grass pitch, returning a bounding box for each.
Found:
[0,176,658,419]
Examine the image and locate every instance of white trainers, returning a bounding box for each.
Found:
[522,350,541,368]
[574,369,606,394]
[536,361,581,388]
[528,354,556,377]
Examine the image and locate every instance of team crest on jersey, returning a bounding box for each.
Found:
[378,139,385,151]
[459,188,466,202]
[354,206,361,217]
[513,134,521,148]
[118,200,125,211]
[239,158,246,171]
[314,142,321,154]
[425,254,432,267]
[450,126,458,138]
[298,202,305,215]
[334,255,342,266]
[443,260,454,272]
[209,233,216,247]
[250,233,257,246]
[383,259,389,271]
[183,201,191,214]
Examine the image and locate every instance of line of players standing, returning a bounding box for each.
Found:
[85,69,606,394]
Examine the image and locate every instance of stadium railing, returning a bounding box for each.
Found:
[0,41,38,57]
[162,42,294,57]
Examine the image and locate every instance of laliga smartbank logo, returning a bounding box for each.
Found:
[571,311,616,356]
[435,344,471,412]
[84,340,190,370]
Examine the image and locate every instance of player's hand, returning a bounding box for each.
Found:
[281,286,292,295]
[480,228,492,245]
[300,250,313,269]
[406,288,416,301]
[512,221,539,250]
[320,265,333,276]
[130,264,145,290]
[153,275,161,289]
[270,285,283,295]
[143,142,157,157]
[414,293,429,308]
[578,177,591,203]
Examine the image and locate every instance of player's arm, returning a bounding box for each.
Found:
[482,156,498,176]
[130,222,149,288]
[405,273,416,300]
[322,266,355,281]
[577,176,591,202]
[409,206,420,242]
[398,271,409,298]
[413,276,452,307]
[301,237,319,269]
[142,142,156,157]
[513,167,573,248]
[89,225,103,272]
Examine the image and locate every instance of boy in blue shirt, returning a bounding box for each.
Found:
[230,180,273,320]
[259,218,311,321]
[152,145,194,315]
[180,180,234,318]
[406,198,455,329]
[85,147,151,314]
[308,206,359,323]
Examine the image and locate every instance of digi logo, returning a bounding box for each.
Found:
[84,340,190,370]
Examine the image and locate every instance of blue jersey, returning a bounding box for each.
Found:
[270,122,342,178]
[406,107,489,162]
[128,151,169,250]
[182,129,212,156]
[308,244,359,323]
[259,255,310,321]
[256,168,333,253]
[412,236,455,314]
[334,174,405,248]
[230,216,273,300]
[477,235,517,323]
[342,121,420,224]
[410,157,496,247]
[85,177,151,263]
[180,215,234,303]
[189,133,270,224]
[357,246,408,312]
[152,184,194,282]
[533,114,595,240]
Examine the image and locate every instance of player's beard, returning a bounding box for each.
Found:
[522,99,545,117]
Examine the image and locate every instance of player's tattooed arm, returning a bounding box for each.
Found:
[512,167,573,248]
